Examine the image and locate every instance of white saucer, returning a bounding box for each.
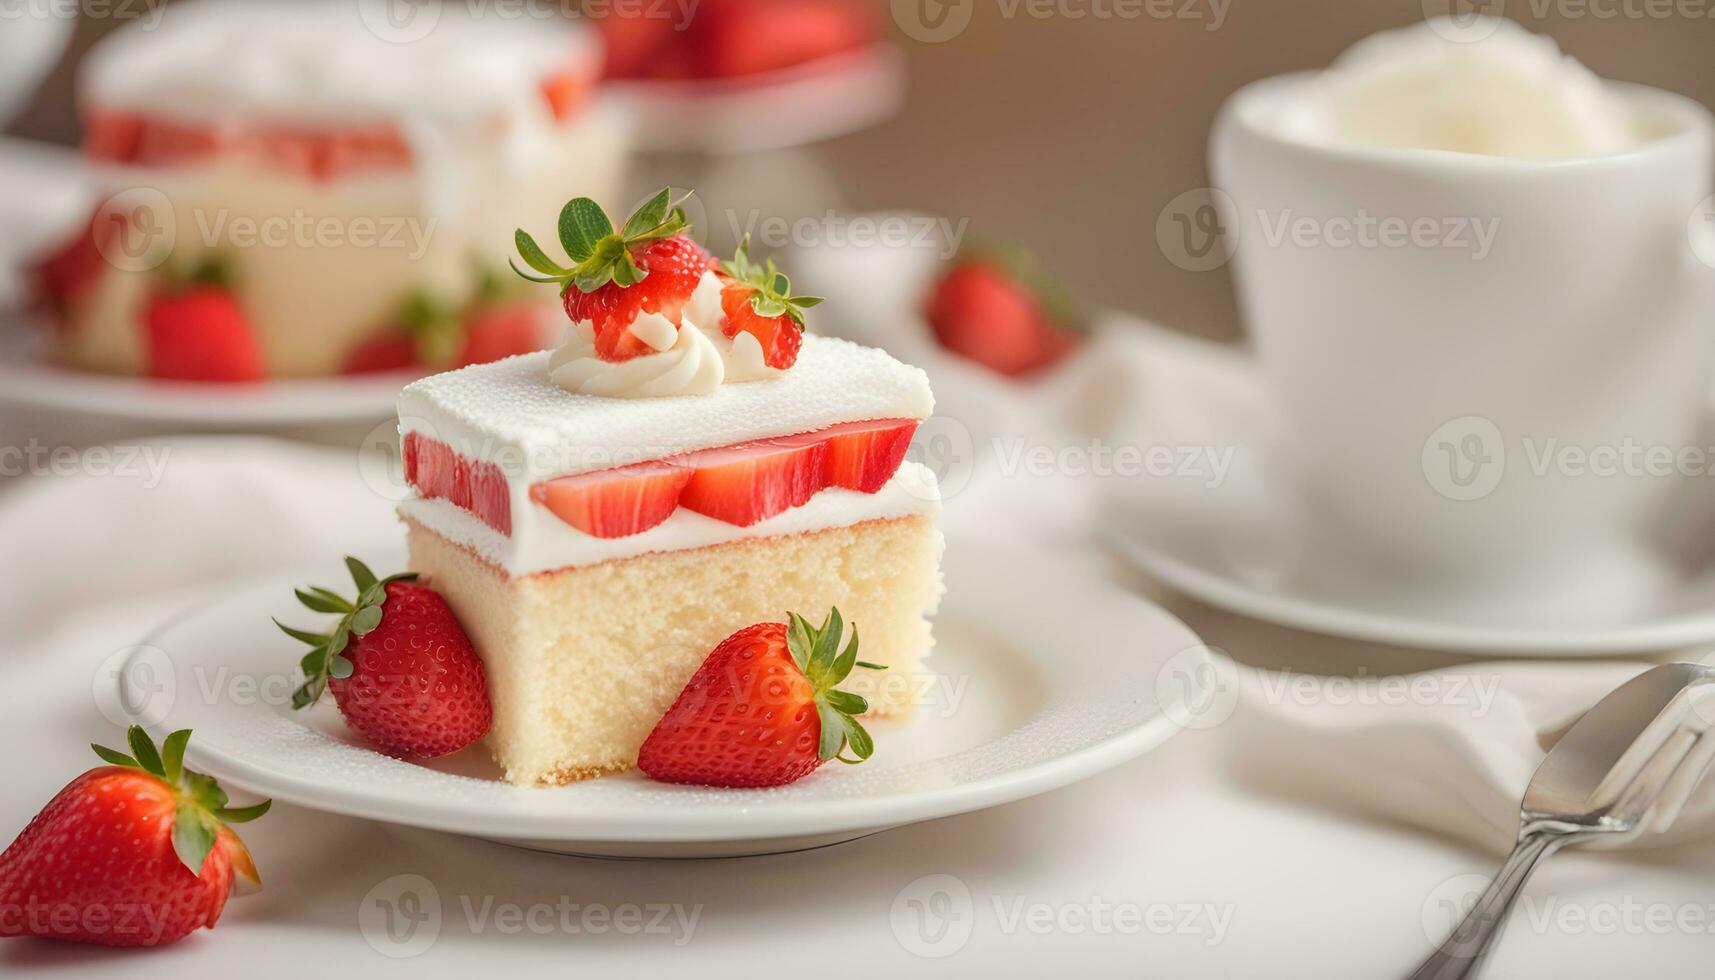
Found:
[118,537,1208,858]
[1101,331,1715,655]
[610,45,906,154]
[0,312,411,427]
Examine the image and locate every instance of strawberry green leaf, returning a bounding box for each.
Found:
[838,712,875,762]
[510,258,565,286]
[816,701,847,761]
[786,612,815,674]
[128,725,165,778]
[214,800,272,824]
[295,589,348,614]
[807,607,844,684]
[350,605,383,635]
[559,198,613,262]
[828,625,861,685]
[855,660,887,671]
[328,655,355,680]
[300,647,327,676]
[308,586,354,610]
[345,556,379,594]
[621,188,672,240]
[275,619,328,647]
[515,230,570,277]
[171,803,219,877]
[291,681,319,710]
[161,729,192,786]
[183,770,228,811]
[824,689,868,716]
[91,743,140,769]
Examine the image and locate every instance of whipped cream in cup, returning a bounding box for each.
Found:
[1273,19,1636,159]
[1211,18,1715,623]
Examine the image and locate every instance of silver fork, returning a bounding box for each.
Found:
[1407,663,1715,980]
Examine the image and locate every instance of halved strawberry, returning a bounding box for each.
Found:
[678,436,831,527]
[512,188,711,363]
[531,461,691,539]
[817,418,919,493]
[717,236,822,370]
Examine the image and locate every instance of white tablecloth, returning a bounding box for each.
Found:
[1,436,1711,977]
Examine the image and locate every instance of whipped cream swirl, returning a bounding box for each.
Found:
[549,272,787,398]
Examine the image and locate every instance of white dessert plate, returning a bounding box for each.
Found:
[1100,330,1715,656]
[0,312,414,427]
[118,536,1209,859]
[610,45,906,153]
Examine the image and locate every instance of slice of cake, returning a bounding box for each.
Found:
[32,0,629,380]
[396,191,943,786]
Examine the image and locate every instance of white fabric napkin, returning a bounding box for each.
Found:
[795,225,1715,857]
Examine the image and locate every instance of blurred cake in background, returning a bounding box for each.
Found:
[598,0,877,82]
[31,0,631,382]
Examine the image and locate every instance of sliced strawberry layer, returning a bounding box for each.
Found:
[410,419,920,540]
[530,461,690,539]
[677,437,831,528]
[404,433,511,536]
[817,418,919,493]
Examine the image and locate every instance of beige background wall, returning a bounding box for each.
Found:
[13,0,1715,340]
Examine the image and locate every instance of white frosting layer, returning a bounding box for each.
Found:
[84,0,598,127]
[402,462,943,577]
[1277,19,1636,159]
[398,333,935,483]
[550,271,785,398]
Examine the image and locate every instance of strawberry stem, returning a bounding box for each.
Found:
[512,187,693,297]
[785,608,885,764]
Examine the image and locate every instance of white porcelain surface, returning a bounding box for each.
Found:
[1101,329,1715,654]
[1214,75,1715,617]
[119,537,1207,858]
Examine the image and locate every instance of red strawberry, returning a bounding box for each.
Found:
[926,256,1083,377]
[638,608,883,787]
[278,558,491,759]
[343,332,420,375]
[458,303,548,367]
[0,727,269,948]
[143,280,266,383]
[31,209,117,320]
[531,461,691,539]
[818,418,919,493]
[513,188,711,363]
[715,237,822,370]
[595,9,680,79]
[698,0,875,79]
[678,436,830,526]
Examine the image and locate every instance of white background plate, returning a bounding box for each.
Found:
[121,537,1208,858]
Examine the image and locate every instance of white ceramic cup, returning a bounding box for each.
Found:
[1213,74,1715,617]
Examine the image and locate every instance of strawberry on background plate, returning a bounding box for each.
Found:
[697,0,876,79]
[277,557,491,759]
[717,236,824,370]
[342,267,552,376]
[0,726,269,948]
[143,260,266,383]
[926,247,1086,378]
[513,188,712,363]
[639,607,884,788]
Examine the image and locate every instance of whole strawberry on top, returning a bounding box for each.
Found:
[512,188,712,363]
[277,557,491,759]
[717,235,824,371]
[926,246,1085,378]
[638,607,884,788]
[0,727,269,947]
